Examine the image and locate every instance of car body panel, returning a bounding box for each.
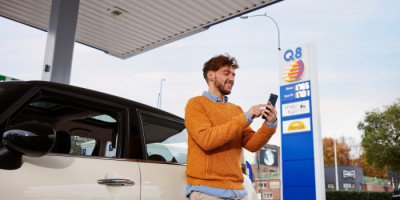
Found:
[0,155,140,200]
[0,81,188,199]
[139,162,187,200]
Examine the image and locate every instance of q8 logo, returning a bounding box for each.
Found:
[284,47,302,62]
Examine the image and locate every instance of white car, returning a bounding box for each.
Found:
[0,81,256,200]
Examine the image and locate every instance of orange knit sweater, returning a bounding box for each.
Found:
[185,96,277,189]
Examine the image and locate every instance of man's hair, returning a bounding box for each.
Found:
[203,54,239,83]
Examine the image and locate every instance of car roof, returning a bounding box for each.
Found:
[1,80,183,121]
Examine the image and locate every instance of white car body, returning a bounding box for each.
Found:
[2,156,186,199]
[0,81,254,200]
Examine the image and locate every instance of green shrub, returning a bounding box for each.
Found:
[326,190,392,200]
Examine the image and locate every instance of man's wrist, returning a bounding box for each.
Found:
[244,112,253,123]
[266,118,278,127]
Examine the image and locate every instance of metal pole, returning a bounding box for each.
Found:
[240,13,281,51]
[257,151,263,200]
[42,0,80,84]
[334,138,339,190]
[264,14,281,51]
[157,79,166,109]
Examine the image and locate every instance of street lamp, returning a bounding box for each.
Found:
[334,137,339,191]
[157,78,166,109]
[240,13,281,51]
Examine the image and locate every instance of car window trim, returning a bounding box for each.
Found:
[38,86,131,158]
[10,85,130,159]
[0,86,40,129]
[136,109,185,162]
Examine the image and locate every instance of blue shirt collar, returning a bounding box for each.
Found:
[202,91,228,103]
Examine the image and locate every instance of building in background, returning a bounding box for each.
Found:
[325,166,393,192]
[250,144,281,200]
[325,166,363,191]
[363,176,393,192]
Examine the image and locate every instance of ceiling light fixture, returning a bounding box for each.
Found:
[107,7,128,18]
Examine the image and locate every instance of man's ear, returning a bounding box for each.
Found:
[208,72,214,82]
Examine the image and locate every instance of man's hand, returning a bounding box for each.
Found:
[247,102,277,124]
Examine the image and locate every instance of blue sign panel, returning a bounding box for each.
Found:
[280,81,311,103]
[283,186,316,200]
[280,44,324,200]
[282,133,314,161]
[283,159,316,186]
[280,80,313,135]
[109,144,113,151]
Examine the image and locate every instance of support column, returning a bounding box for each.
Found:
[42,0,80,84]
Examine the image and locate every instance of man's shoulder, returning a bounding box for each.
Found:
[226,101,240,108]
[188,96,207,103]
[226,101,238,106]
[226,102,243,112]
[185,96,209,114]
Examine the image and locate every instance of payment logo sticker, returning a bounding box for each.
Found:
[282,100,310,117]
[282,117,311,134]
[288,121,305,131]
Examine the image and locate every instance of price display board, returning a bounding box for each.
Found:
[279,43,325,200]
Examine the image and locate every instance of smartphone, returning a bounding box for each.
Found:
[262,93,279,119]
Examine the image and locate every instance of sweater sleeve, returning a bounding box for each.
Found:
[239,107,277,152]
[242,123,277,152]
[185,98,250,151]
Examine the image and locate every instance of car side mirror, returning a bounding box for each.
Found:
[0,122,56,169]
[3,122,56,157]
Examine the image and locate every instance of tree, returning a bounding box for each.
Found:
[350,153,388,178]
[362,156,388,178]
[358,99,400,171]
[323,137,389,179]
[323,137,351,166]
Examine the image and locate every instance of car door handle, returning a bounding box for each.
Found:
[97,178,135,186]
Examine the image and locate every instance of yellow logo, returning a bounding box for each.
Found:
[287,121,306,131]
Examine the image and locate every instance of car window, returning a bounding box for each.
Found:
[140,113,187,164]
[8,98,119,158]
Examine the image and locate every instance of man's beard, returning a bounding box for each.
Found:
[214,78,232,95]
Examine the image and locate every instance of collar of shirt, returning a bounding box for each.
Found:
[202,91,228,103]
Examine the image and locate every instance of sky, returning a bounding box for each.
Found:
[1,0,400,158]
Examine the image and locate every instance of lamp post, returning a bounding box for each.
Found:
[157,79,166,109]
[240,13,281,51]
[334,137,339,191]
[256,151,263,200]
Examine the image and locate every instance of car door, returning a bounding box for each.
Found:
[1,156,141,200]
[0,87,140,200]
[138,111,188,200]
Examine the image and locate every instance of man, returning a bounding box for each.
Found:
[185,54,278,200]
